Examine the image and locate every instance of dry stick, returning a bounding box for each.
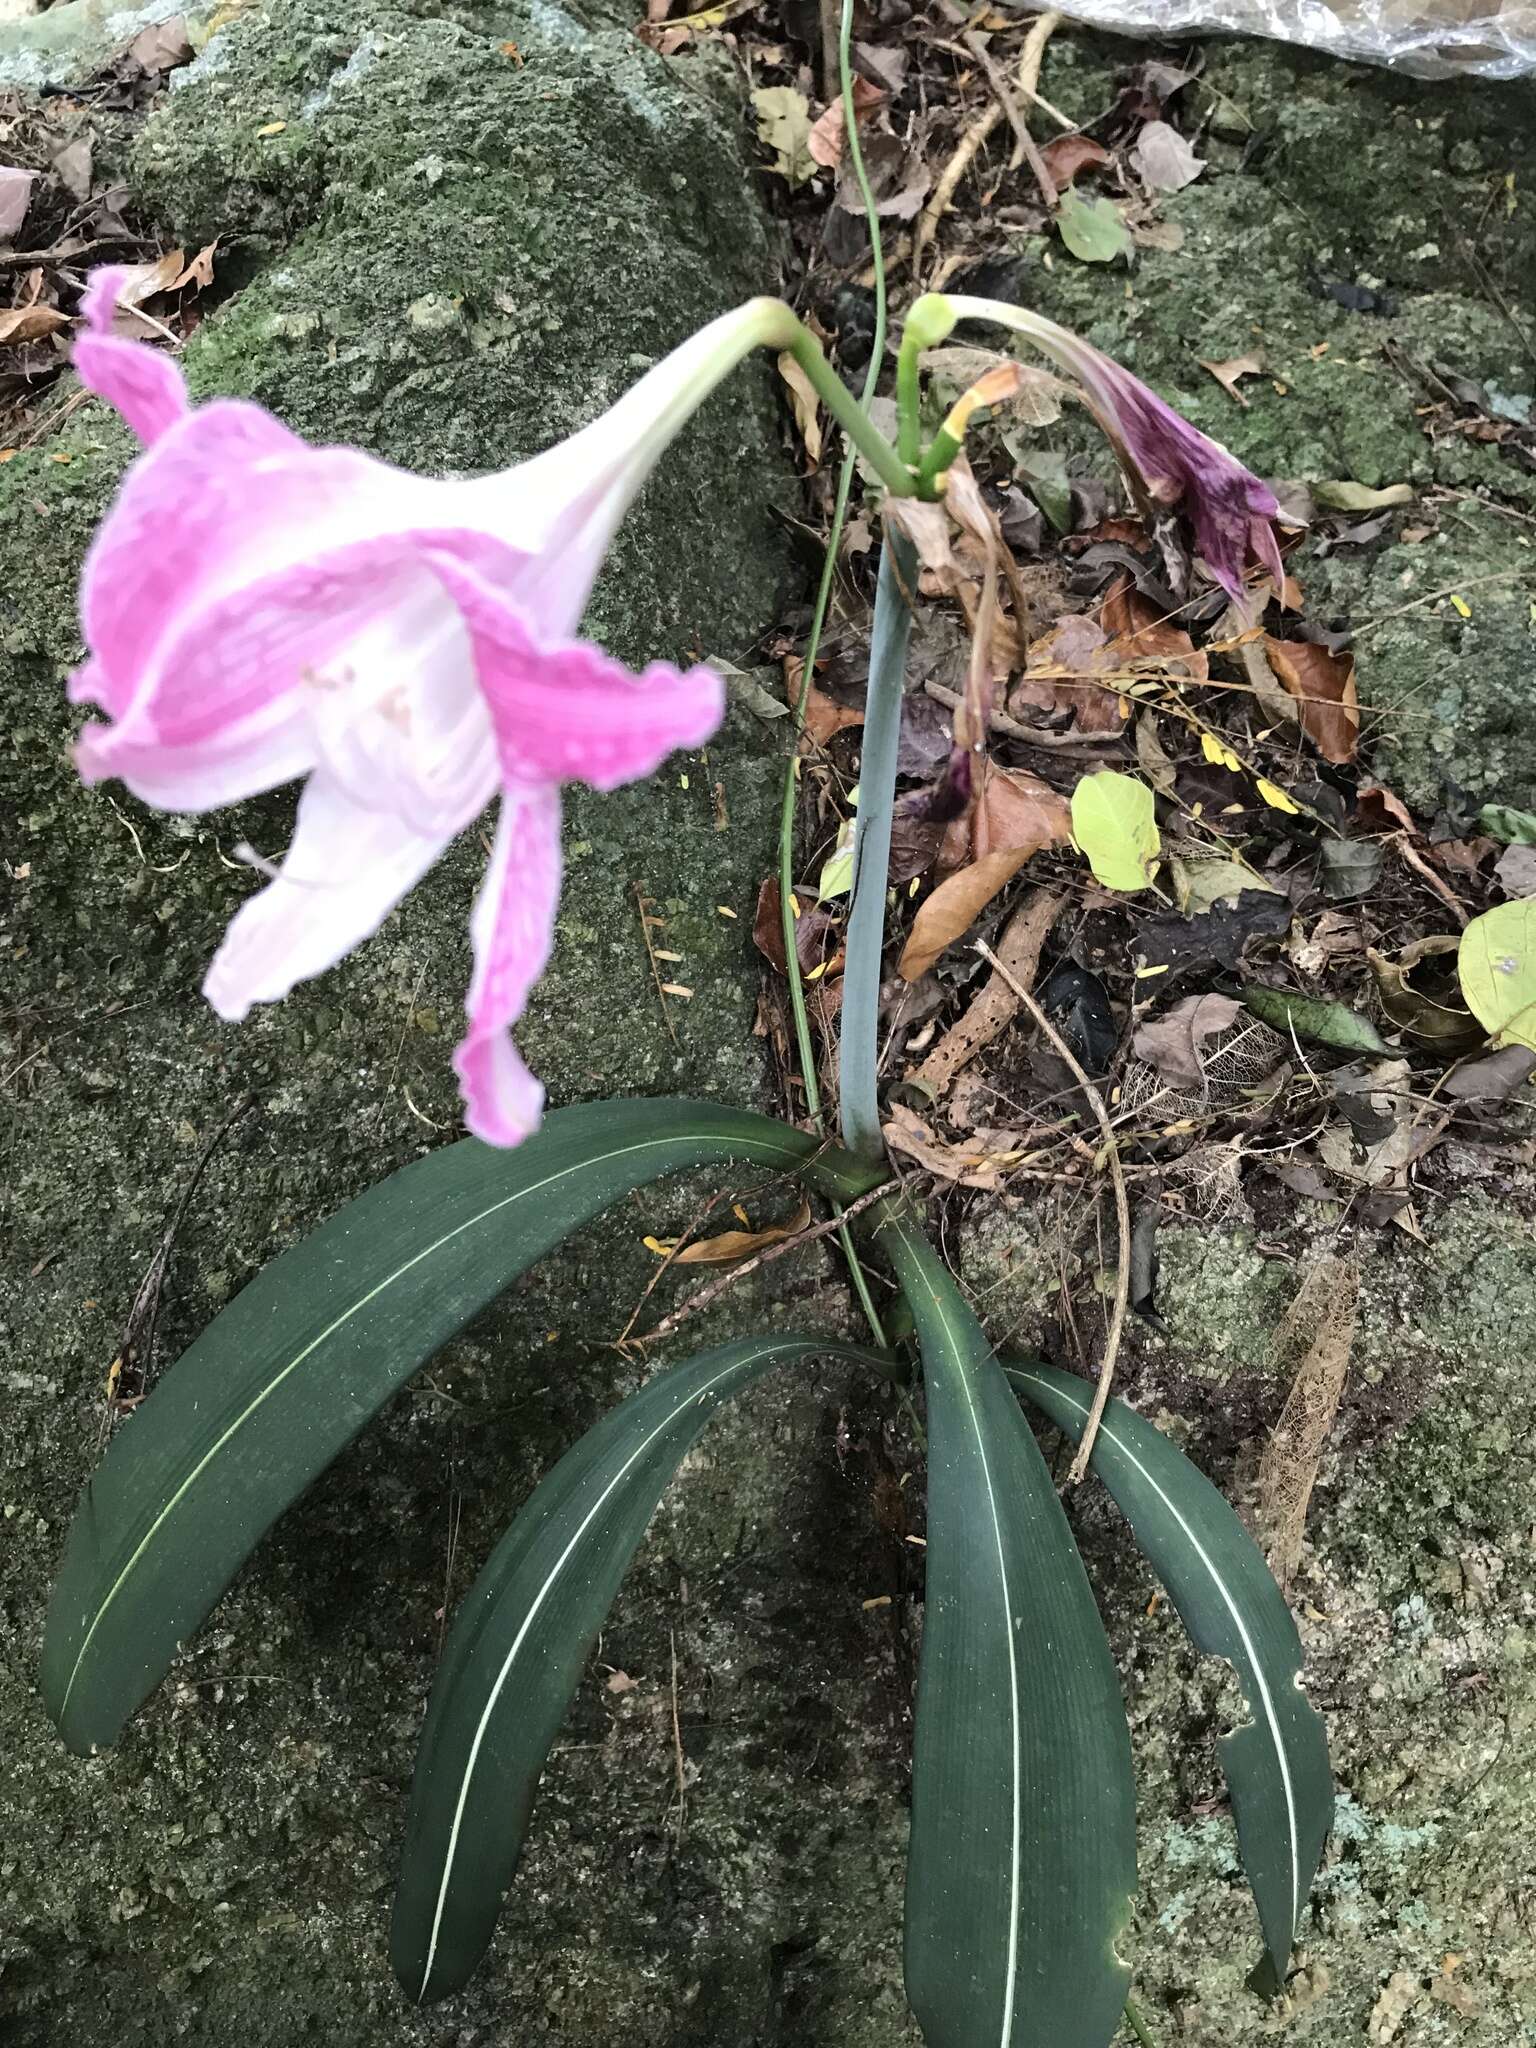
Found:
[1390,829,1469,929]
[958,29,1057,210]
[638,1178,898,1346]
[923,678,1122,748]
[669,1628,688,1844]
[975,938,1129,1484]
[0,235,140,271]
[913,8,1062,284]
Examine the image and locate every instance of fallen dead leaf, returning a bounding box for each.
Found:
[1101,577,1208,683]
[674,1198,812,1264]
[787,659,862,745]
[776,349,822,469]
[968,759,1073,864]
[1258,1255,1357,1587]
[127,15,194,72]
[0,165,36,241]
[1039,134,1111,188]
[1264,636,1359,764]
[1131,119,1205,192]
[897,848,1034,982]
[881,1103,1019,1189]
[1199,350,1266,407]
[51,137,93,204]
[0,303,67,347]
[1010,613,1123,730]
[909,889,1064,1096]
[806,78,884,169]
[1367,1971,1424,2045]
[1355,783,1416,833]
[1132,993,1244,1087]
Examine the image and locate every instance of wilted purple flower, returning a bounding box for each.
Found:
[938,293,1286,603]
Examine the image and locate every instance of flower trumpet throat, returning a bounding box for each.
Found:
[66,278,902,1149]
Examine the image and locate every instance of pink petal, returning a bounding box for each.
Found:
[426,552,724,792]
[74,265,190,447]
[453,785,562,1147]
[203,773,452,1020]
[75,698,316,814]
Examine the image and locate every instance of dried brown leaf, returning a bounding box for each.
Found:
[0,303,67,347]
[674,1199,812,1265]
[909,888,1064,1095]
[1039,134,1111,188]
[786,660,862,745]
[1198,350,1265,407]
[1131,993,1244,1087]
[1101,577,1208,682]
[1264,636,1359,765]
[881,1104,1018,1189]
[806,79,884,168]
[1257,1254,1358,1586]
[776,349,823,469]
[897,847,1031,982]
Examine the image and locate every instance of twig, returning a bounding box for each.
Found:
[975,939,1128,1484]
[957,28,1056,209]
[669,1628,688,1845]
[613,1185,731,1350]
[638,1178,898,1345]
[914,9,1062,284]
[633,880,679,1046]
[923,679,1123,748]
[0,235,139,272]
[1389,830,1469,929]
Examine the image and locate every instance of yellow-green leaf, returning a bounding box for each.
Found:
[1071,770,1161,893]
[1055,188,1131,264]
[1458,902,1536,1053]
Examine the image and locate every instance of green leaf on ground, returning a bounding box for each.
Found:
[1056,188,1131,264]
[1458,901,1536,1052]
[1243,985,1388,1055]
[1478,802,1536,846]
[1072,770,1161,893]
[1311,480,1414,511]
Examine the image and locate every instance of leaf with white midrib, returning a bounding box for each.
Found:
[43,1099,878,1753]
[391,1333,894,2001]
[1006,1361,1333,1974]
[880,1204,1136,2048]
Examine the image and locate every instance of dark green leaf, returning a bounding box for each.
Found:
[44,1100,878,1753]
[1007,1362,1333,1976]
[392,1333,893,2001]
[879,1204,1136,2048]
[1242,984,1388,1055]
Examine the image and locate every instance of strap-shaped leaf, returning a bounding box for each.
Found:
[1006,1362,1333,1974]
[392,1333,893,2002]
[44,1099,877,1753]
[880,1205,1136,2048]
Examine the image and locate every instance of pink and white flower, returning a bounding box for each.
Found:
[69,270,794,1146]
